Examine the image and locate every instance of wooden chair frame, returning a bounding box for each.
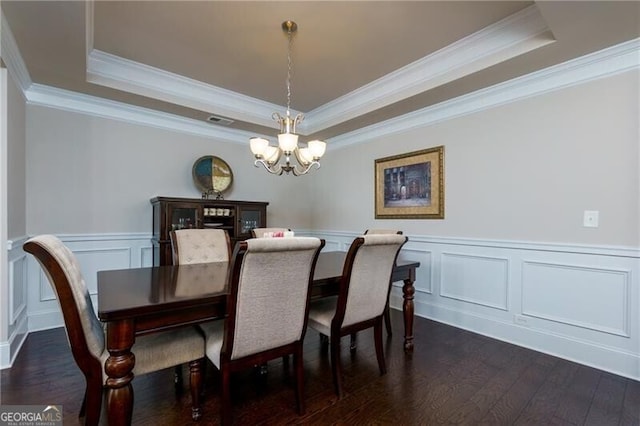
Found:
[24,238,203,425]
[216,238,324,424]
[325,235,407,398]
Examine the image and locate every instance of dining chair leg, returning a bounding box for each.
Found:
[384,303,393,336]
[349,333,357,353]
[83,376,102,426]
[294,346,305,414]
[319,333,329,354]
[174,365,183,393]
[189,359,203,421]
[220,367,232,426]
[374,319,386,375]
[330,335,344,399]
[79,387,87,418]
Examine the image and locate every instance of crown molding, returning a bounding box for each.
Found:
[0,14,32,93]
[302,4,554,134]
[83,0,285,130]
[3,6,638,152]
[328,37,640,149]
[17,37,640,149]
[86,49,289,131]
[84,4,552,135]
[25,83,259,144]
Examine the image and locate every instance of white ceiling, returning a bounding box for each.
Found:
[2,1,639,142]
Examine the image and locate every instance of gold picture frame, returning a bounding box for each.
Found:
[375,146,444,219]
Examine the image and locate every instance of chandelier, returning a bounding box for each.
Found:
[249,21,326,176]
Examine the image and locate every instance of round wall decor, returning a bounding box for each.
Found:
[192,155,233,198]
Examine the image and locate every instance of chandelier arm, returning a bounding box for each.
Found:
[291,161,321,176]
[254,159,284,175]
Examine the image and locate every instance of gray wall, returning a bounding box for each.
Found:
[25,107,313,235]
[311,70,639,247]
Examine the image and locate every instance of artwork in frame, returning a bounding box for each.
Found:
[374,146,444,219]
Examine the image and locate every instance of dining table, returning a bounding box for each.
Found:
[97,250,420,425]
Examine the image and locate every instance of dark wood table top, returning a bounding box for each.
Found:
[97,251,419,323]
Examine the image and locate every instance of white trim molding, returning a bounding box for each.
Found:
[4,229,639,380]
[304,4,554,133]
[329,37,640,148]
[86,49,287,131]
[304,229,640,380]
[1,6,637,149]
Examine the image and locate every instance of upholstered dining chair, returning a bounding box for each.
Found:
[23,234,206,425]
[251,227,291,238]
[199,237,325,425]
[307,234,407,398]
[363,229,404,336]
[170,228,232,385]
[170,228,231,265]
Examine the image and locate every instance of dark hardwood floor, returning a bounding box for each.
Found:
[2,312,638,425]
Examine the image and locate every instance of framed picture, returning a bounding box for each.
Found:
[375,146,444,219]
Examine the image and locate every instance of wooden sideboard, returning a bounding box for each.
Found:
[150,196,269,266]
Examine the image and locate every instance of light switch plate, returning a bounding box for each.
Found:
[583,210,599,228]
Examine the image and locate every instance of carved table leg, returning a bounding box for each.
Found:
[402,274,416,353]
[105,320,135,426]
[189,359,203,420]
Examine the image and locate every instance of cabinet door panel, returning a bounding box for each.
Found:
[237,206,266,238]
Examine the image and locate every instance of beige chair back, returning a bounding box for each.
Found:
[340,234,407,328]
[225,237,324,361]
[23,235,106,368]
[251,227,291,238]
[364,229,403,235]
[171,228,231,265]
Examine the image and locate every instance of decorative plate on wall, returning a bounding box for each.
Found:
[192,155,233,198]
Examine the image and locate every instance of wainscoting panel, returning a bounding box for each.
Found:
[522,261,630,337]
[440,252,509,310]
[2,237,30,369]
[9,254,27,325]
[5,230,639,380]
[307,230,639,380]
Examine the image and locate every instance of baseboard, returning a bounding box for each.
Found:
[390,293,639,381]
[28,309,64,333]
[0,314,28,370]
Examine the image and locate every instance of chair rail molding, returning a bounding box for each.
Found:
[4,229,640,381]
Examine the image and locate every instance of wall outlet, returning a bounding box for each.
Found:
[514,314,529,326]
[583,210,599,228]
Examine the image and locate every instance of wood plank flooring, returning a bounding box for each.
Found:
[1,312,638,425]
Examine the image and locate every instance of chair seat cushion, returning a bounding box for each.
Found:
[307,296,338,338]
[101,326,205,382]
[200,320,225,369]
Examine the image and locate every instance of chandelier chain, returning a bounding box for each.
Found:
[286,27,293,114]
